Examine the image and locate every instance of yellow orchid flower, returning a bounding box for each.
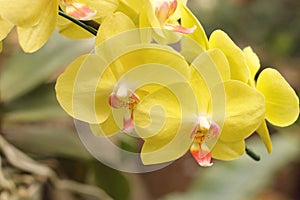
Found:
[185,26,299,153]
[56,47,190,135]
[0,0,117,51]
[133,50,265,166]
[243,47,299,153]
[56,25,191,136]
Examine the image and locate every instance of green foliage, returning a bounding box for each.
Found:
[92,162,131,200]
[0,31,93,102]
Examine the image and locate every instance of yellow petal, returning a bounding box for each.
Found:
[134,83,198,165]
[56,55,90,120]
[256,120,272,153]
[96,12,136,45]
[117,0,144,19]
[209,30,250,83]
[216,80,265,142]
[0,0,47,26]
[256,68,299,126]
[180,36,205,63]
[56,55,86,118]
[17,0,57,52]
[55,54,115,123]
[0,17,14,41]
[104,44,190,81]
[190,49,229,113]
[89,113,120,136]
[189,67,210,113]
[243,46,260,81]
[179,2,209,49]
[207,49,231,81]
[57,16,94,39]
[211,139,245,160]
[144,0,162,29]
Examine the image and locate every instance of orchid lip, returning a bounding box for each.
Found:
[189,116,220,167]
[108,86,140,133]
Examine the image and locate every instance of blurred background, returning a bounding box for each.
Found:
[0,0,299,199]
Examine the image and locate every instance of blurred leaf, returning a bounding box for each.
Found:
[2,83,66,123]
[162,126,300,200]
[3,123,91,160]
[118,133,139,153]
[0,31,94,102]
[92,162,131,200]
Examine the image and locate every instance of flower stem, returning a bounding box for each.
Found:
[245,147,260,161]
[58,10,98,36]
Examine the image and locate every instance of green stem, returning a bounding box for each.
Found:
[58,10,98,36]
[245,147,260,161]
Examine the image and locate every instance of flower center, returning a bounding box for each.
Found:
[60,0,96,20]
[190,116,220,167]
[109,85,140,133]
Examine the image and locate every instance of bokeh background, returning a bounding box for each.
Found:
[0,0,299,199]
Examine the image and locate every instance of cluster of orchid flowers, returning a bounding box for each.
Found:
[1,0,298,167]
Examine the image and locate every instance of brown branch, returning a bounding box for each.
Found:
[0,134,112,200]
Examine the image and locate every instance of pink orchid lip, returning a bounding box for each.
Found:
[189,119,220,167]
[109,93,128,109]
[190,148,213,167]
[122,116,135,133]
[109,91,140,133]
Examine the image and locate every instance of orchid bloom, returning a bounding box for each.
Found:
[183,26,299,153]
[208,30,299,153]
[133,50,265,166]
[56,18,191,136]
[0,0,117,51]
[140,0,196,34]
[55,45,190,135]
